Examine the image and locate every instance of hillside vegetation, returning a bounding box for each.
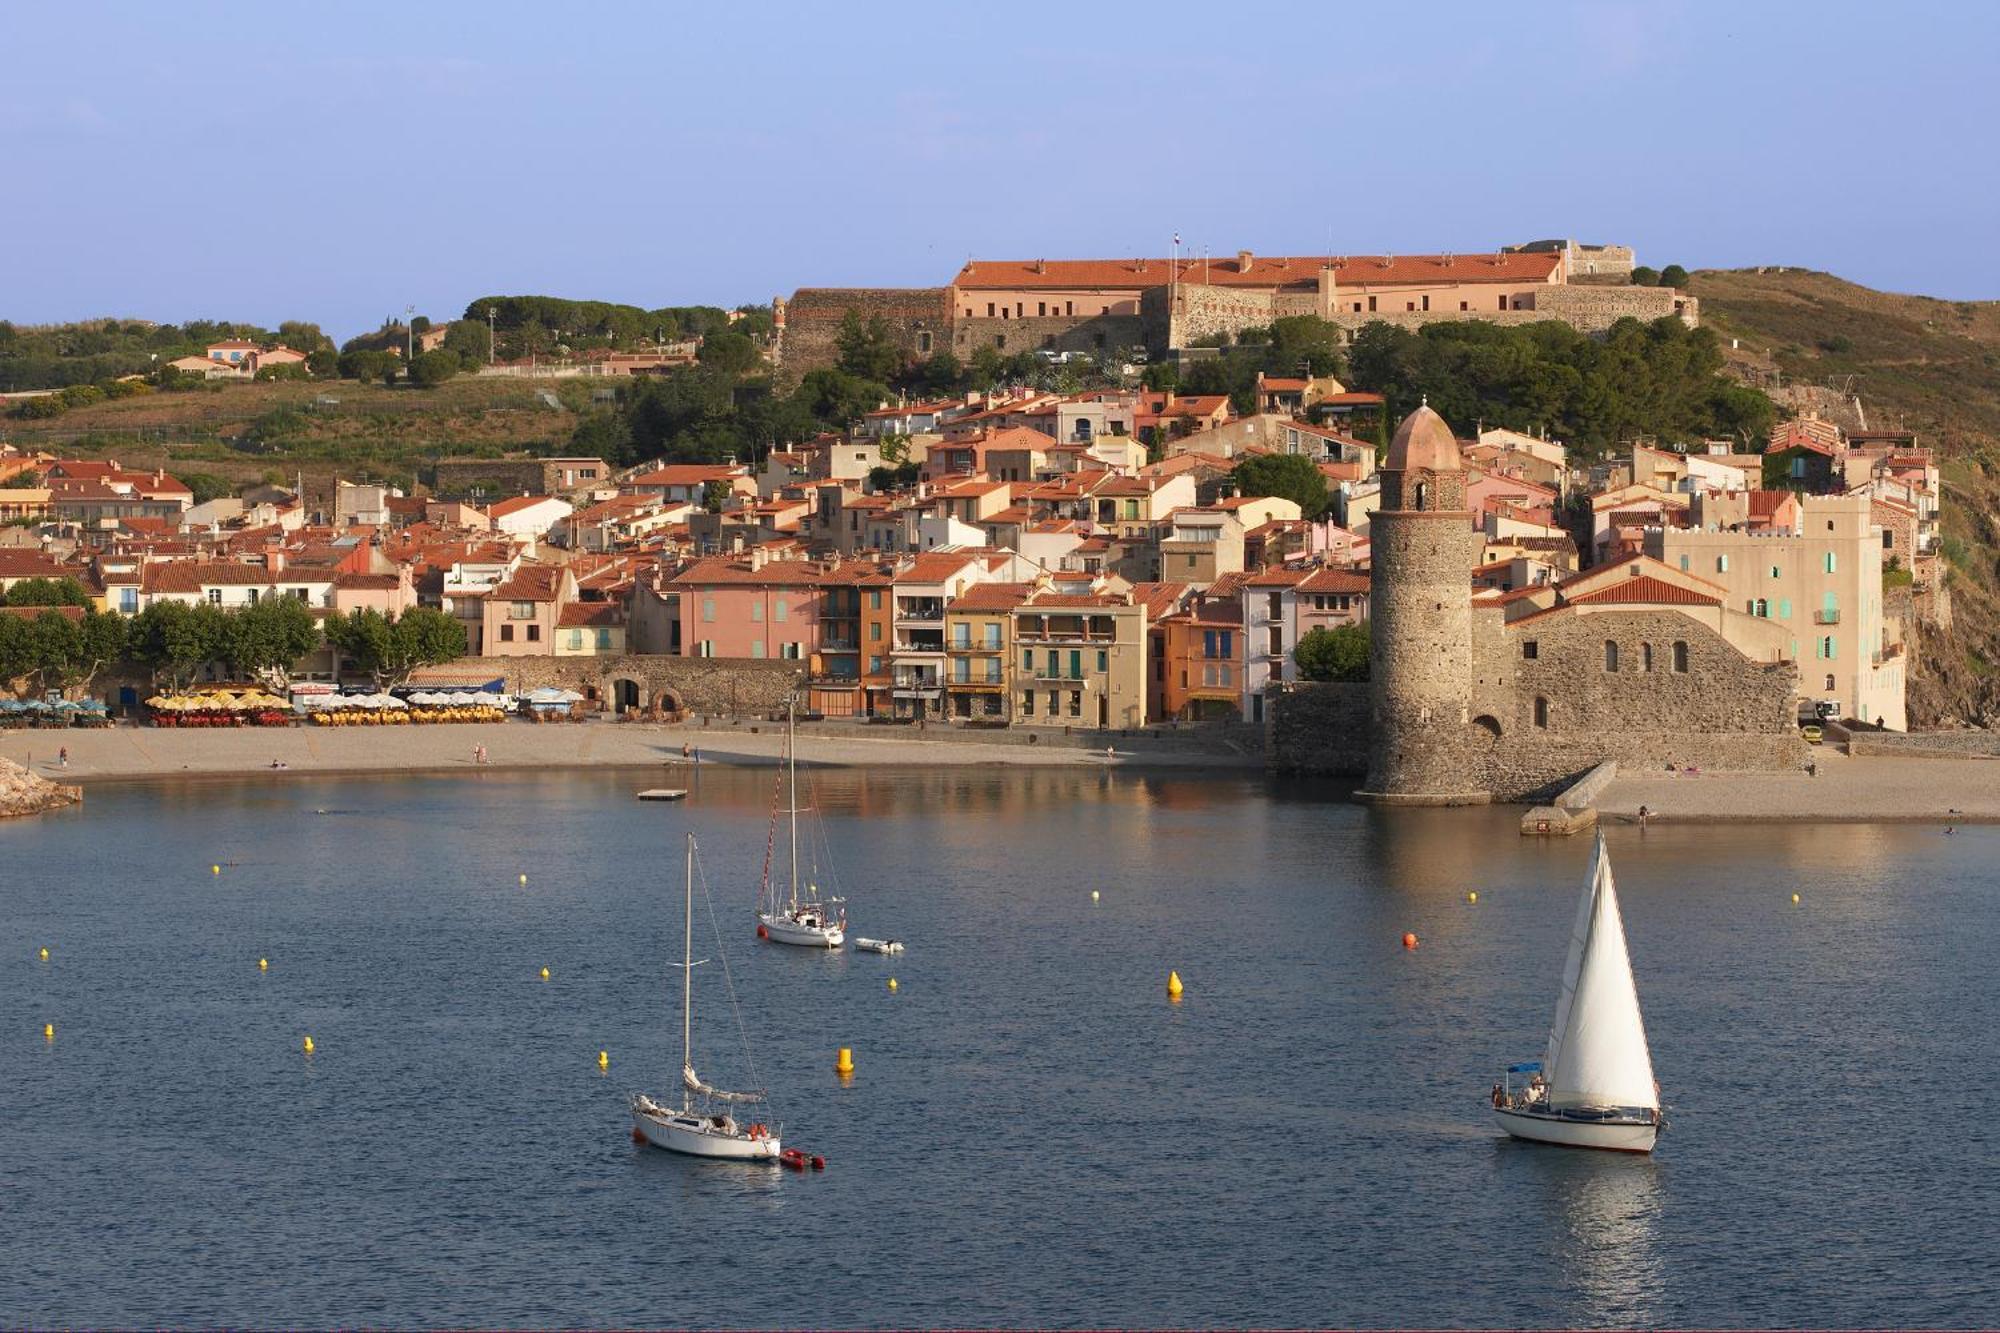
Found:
[1694,268,2000,726]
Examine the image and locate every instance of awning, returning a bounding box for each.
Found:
[1508,1062,1543,1075]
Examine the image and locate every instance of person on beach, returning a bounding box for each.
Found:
[1638,804,1649,827]
[682,741,692,761]
[57,747,68,769]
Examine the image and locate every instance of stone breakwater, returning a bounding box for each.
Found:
[0,757,81,818]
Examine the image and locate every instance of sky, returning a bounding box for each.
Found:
[3,1,1997,339]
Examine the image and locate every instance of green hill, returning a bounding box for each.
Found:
[1693,268,2000,726]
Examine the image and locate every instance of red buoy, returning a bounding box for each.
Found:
[756,924,769,939]
[631,1126,647,1144]
[1402,932,1419,950]
[810,1154,826,1170]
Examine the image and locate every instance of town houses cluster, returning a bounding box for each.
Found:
[0,369,1938,730]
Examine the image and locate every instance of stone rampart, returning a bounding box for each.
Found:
[1268,681,1369,775]
[950,313,1147,359]
[778,288,952,384]
[446,654,803,717]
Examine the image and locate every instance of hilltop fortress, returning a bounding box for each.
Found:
[775,240,1692,380]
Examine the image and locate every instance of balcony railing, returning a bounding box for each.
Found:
[1016,628,1115,644]
[1814,609,1842,625]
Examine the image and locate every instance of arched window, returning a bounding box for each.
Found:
[1825,673,1836,691]
[1641,643,1654,672]
[1533,696,1550,729]
[1672,641,1689,673]
[1413,481,1429,510]
[1604,640,1619,672]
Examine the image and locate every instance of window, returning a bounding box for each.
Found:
[868,655,882,673]
[1533,696,1549,728]
[1459,301,1468,312]
[511,600,535,620]
[985,660,1002,684]
[698,640,715,658]
[1604,640,1618,672]
[952,623,969,649]
[869,621,881,642]
[1824,552,1837,574]
[1405,301,1416,312]
[1716,555,1729,573]
[500,623,515,642]
[986,302,995,317]
[1022,691,1035,716]
[917,331,931,354]
[246,588,260,605]
[207,589,222,605]
[774,599,787,623]
[1068,650,1081,679]
[984,623,1001,650]
[596,628,612,650]
[1368,296,1377,312]
[1068,691,1081,717]
[1679,555,1690,572]
[119,589,137,613]
[526,624,540,642]
[1047,690,1058,715]
[1771,565,1782,579]
[1096,650,1108,673]
[701,596,716,623]
[1421,295,1430,311]
[751,641,764,659]
[952,659,970,683]
[869,590,882,610]
[1752,598,1769,617]
[1779,598,1792,619]
[1825,673,1836,691]
[750,601,762,622]
[567,629,584,650]
[1642,643,1654,672]
[781,642,802,660]
[1037,302,1046,317]
[1673,640,1688,672]
[1522,640,1538,660]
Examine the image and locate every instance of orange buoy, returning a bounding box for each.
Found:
[632,1126,647,1144]
[1402,931,1419,950]
[757,923,769,939]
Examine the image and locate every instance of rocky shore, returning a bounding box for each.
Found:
[0,757,82,818]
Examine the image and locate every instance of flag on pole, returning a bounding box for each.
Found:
[1173,232,1181,247]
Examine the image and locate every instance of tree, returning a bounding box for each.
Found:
[275,320,335,354]
[442,320,491,366]
[338,348,398,382]
[835,310,904,383]
[1294,623,1370,683]
[1629,266,1661,287]
[222,596,320,688]
[177,473,236,507]
[1265,315,1346,379]
[1,576,92,608]
[72,609,129,693]
[129,600,227,690]
[1658,264,1690,290]
[911,350,963,394]
[324,607,465,688]
[1231,452,1330,520]
[697,330,760,376]
[878,433,911,465]
[701,479,733,514]
[408,347,462,388]
[794,368,887,431]
[306,347,339,377]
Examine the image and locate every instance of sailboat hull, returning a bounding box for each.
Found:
[1492,1106,1657,1153]
[632,1100,781,1160]
[759,913,844,948]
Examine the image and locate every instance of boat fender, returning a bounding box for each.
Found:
[757,924,768,939]
[632,1126,647,1144]
[811,1155,826,1170]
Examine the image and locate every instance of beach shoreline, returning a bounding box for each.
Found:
[0,717,1261,788]
[1595,746,2000,824]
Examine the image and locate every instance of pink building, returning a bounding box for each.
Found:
[669,552,827,662]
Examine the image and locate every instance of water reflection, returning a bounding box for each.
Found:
[1498,1142,1665,1322]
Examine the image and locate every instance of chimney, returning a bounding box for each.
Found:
[1237,250,1253,274]
[1034,258,1047,275]
[266,548,285,574]
[749,546,769,571]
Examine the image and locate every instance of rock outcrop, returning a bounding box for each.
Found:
[0,757,81,818]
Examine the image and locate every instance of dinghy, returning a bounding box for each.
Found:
[853,937,904,955]
[1491,832,1661,1153]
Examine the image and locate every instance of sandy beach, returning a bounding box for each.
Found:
[0,717,1259,785]
[1599,746,2000,823]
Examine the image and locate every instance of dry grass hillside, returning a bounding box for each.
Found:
[1693,268,2000,726]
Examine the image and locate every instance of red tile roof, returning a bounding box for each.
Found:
[953,252,1560,291]
[1564,575,1721,608]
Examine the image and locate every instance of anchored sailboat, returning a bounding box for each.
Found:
[631,832,782,1160]
[1492,832,1662,1153]
[757,694,846,949]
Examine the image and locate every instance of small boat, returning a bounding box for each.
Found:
[778,1147,826,1171]
[853,937,904,955]
[631,832,783,1162]
[636,789,688,802]
[757,694,846,949]
[1491,831,1662,1153]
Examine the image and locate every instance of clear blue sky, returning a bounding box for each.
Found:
[3,1,1995,338]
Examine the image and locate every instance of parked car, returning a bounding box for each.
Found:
[1801,724,1824,745]
[1814,699,1843,721]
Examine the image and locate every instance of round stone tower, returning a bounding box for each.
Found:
[1358,404,1490,804]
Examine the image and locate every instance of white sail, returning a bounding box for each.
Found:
[683,1061,764,1105]
[1544,834,1657,1112]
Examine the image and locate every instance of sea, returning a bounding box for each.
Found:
[2,766,1995,1327]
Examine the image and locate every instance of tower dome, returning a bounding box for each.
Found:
[1384,404,1461,474]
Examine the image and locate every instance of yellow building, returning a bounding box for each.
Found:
[1010,589,1149,729]
[945,583,1030,722]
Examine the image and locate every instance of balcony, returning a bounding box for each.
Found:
[893,599,945,626]
[1813,609,1841,625]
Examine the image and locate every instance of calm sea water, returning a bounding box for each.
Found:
[2,766,1996,1327]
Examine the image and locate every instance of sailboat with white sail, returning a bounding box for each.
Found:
[631,832,783,1161]
[1491,831,1662,1153]
[756,694,846,949]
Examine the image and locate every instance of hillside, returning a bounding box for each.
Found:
[1693,268,2000,726]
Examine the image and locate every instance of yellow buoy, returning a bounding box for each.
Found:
[597,1050,609,1070]
[540,966,550,981]
[887,977,898,992]
[302,1035,314,1054]
[835,1046,854,1075]
[1791,892,1801,905]
[212,865,221,875]
[519,874,528,885]
[44,1022,55,1041]
[258,957,268,972]
[38,946,49,961]
[1467,891,1478,904]
[1167,970,1184,1000]
[1091,890,1100,902]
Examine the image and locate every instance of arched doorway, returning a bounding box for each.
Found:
[655,687,686,722]
[606,676,644,715]
[1471,714,1502,739]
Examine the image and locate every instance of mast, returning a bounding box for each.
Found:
[787,692,801,910]
[682,831,694,1111]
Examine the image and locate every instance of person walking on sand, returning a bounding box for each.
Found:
[57,746,68,769]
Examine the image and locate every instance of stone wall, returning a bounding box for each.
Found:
[1268,681,1369,775]
[1530,284,1697,331]
[1364,510,1486,799]
[950,313,1147,359]
[430,458,547,499]
[449,654,803,717]
[777,287,952,384]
